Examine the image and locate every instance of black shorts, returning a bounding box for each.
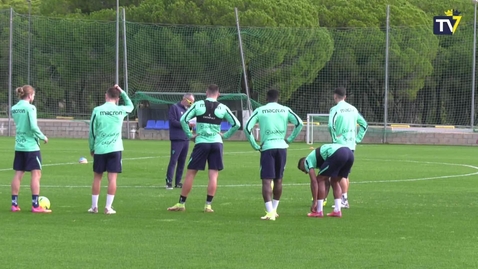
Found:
[93,151,122,173]
[187,143,223,171]
[13,151,42,171]
[260,149,287,180]
[319,147,354,178]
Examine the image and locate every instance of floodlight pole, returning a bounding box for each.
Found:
[27,0,31,85]
[115,0,119,85]
[235,7,253,116]
[472,1,477,129]
[383,5,390,143]
[8,8,13,136]
[122,8,131,139]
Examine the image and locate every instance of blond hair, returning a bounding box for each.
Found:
[16,85,35,99]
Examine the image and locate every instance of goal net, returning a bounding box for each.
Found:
[306,113,330,144]
[131,92,262,129]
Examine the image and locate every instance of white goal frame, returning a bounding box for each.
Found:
[306,113,329,144]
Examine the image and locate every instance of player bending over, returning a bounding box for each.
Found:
[297,144,355,218]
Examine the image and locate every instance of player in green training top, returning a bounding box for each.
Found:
[10,85,51,213]
[297,144,355,218]
[328,87,368,209]
[167,84,241,213]
[88,84,133,215]
[244,89,303,221]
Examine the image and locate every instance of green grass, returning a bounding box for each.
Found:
[0,138,477,268]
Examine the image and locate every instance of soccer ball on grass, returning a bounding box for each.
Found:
[39,196,51,210]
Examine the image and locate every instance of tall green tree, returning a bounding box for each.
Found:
[32,16,116,116]
[287,0,439,122]
[89,0,333,104]
[409,0,475,125]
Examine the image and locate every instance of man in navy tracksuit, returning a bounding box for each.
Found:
[165,94,195,189]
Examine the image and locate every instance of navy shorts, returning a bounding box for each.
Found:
[187,143,223,171]
[319,147,354,178]
[13,151,42,171]
[260,149,287,180]
[93,151,122,173]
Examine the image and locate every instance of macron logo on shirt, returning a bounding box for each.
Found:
[100,111,123,116]
[262,109,286,114]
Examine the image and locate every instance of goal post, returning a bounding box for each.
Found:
[131,91,261,129]
[306,113,330,144]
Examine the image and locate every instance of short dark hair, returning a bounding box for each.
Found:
[297,157,306,170]
[266,89,280,102]
[207,84,219,94]
[106,87,120,99]
[333,87,346,97]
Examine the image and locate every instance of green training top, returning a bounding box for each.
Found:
[328,100,368,150]
[244,102,303,151]
[89,91,134,154]
[11,100,47,151]
[180,98,241,144]
[304,143,346,172]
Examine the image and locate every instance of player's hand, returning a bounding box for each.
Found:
[90,151,94,157]
[218,132,224,137]
[191,134,198,143]
[189,122,196,128]
[114,84,124,93]
[43,136,48,144]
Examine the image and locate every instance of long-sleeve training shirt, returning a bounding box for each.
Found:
[89,91,134,154]
[11,100,47,151]
[244,102,303,151]
[180,98,240,144]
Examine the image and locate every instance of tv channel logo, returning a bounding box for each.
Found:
[434,9,462,35]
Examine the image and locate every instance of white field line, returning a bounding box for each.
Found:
[0,151,477,188]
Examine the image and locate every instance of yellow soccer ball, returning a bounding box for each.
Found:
[39,196,51,210]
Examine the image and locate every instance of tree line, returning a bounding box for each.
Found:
[0,0,475,125]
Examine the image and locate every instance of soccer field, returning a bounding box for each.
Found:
[0,138,477,268]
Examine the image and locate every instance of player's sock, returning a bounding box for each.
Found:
[342,193,348,201]
[317,199,324,212]
[272,199,280,211]
[92,195,99,209]
[106,194,115,209]
[32,195,39,208]
[12,195,18,206]
[265,201,274,213]
[179,195,187,204]
[206,195,214,205]
[334,199,341,212]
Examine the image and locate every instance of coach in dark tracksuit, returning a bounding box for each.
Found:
[165,94,195,189]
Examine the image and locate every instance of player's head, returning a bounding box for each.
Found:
[105,86,120,102]
[266,89,280,103]
[297,157,307,174]
[16,85,35,103]
[333,87,346,103]
[206,84,220,98]
[181,93,195,108]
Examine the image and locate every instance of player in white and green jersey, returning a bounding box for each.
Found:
[297,144,355,218]
[328,87,368,208]
[88,84,133,215]
[10,85,50,213]
[167,84,241,213]
[244,89,303,221]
